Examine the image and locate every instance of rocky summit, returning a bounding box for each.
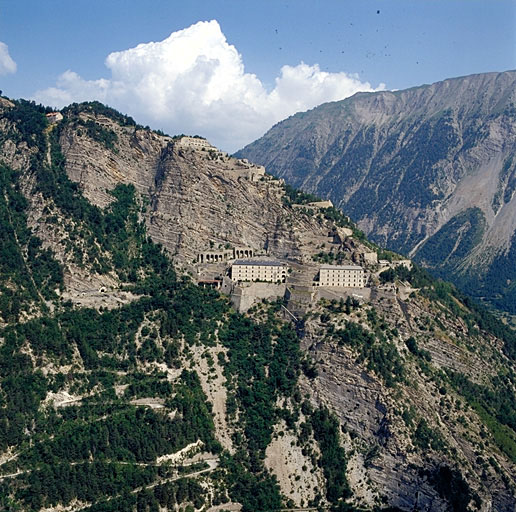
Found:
[236,71,516,315]
[0,98,515,511]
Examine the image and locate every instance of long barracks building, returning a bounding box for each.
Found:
[318,264,365,288]
[231,260,287,283]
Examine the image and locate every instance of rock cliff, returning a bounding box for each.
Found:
[58,105,333,267]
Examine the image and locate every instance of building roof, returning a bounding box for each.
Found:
[320,264,363,270]
[233,259,285,267]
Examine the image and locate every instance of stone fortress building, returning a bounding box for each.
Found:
[177,136,267,182]
[46,112,63,123]
[195,239,388,311]
[186,139,413,311]
[176,136,214,150]
[231,159,266,182]
[231,259,287,283]
[318,264,365,288]
[292,200,334,210]
[379,259,412,270]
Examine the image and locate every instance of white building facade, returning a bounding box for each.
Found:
[177,136,213,149]
[231,260,287,283]
[319,264,365,288]
[46,112,63,123]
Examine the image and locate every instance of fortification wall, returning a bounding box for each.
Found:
[231,282,286,313]
[316,286,371,303]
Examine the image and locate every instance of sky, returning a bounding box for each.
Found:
[0,0,515,152]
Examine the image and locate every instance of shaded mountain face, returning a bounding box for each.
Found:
[236,71,516,313]
[0,98,516,511]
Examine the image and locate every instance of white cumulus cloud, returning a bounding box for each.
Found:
[0,42,17,75]
[33,20,384,152]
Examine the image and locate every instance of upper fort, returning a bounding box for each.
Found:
[175,135,214,149]
[175,135,267,182]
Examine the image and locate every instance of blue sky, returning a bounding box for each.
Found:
[1,0,515,150]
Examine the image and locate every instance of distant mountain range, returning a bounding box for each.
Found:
[237,71,516,314]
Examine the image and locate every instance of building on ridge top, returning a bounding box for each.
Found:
[292,200,334,210]
[176,136,214,149]
[46,112,63,123]
[379,259,412,270]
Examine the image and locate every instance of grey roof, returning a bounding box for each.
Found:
[320,264,363,270]
[233,259,285,267]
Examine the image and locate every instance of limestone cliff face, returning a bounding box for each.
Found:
[58,110,328,267]
[237,71,516,313]
[300,285,516,511]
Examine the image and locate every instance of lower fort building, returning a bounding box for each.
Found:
[318,264,365,288]
[231,259,287,283]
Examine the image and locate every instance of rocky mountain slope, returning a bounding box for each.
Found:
[236,71,516,314]
[0,98,516,511]
[59,104,320,266]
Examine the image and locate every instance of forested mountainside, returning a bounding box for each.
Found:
[236,70,516,315]
[0,98,516,511]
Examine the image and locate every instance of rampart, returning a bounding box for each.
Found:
[176,136,213,149]
[230,282,286,313]
[292,200,334,210]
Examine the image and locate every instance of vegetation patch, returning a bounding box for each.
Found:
[309,406,351,504]
[425,465,481,512]
[416,208,486,271]
[446,370,516,462]
[333,319,405,387]
[76,118,118,150]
